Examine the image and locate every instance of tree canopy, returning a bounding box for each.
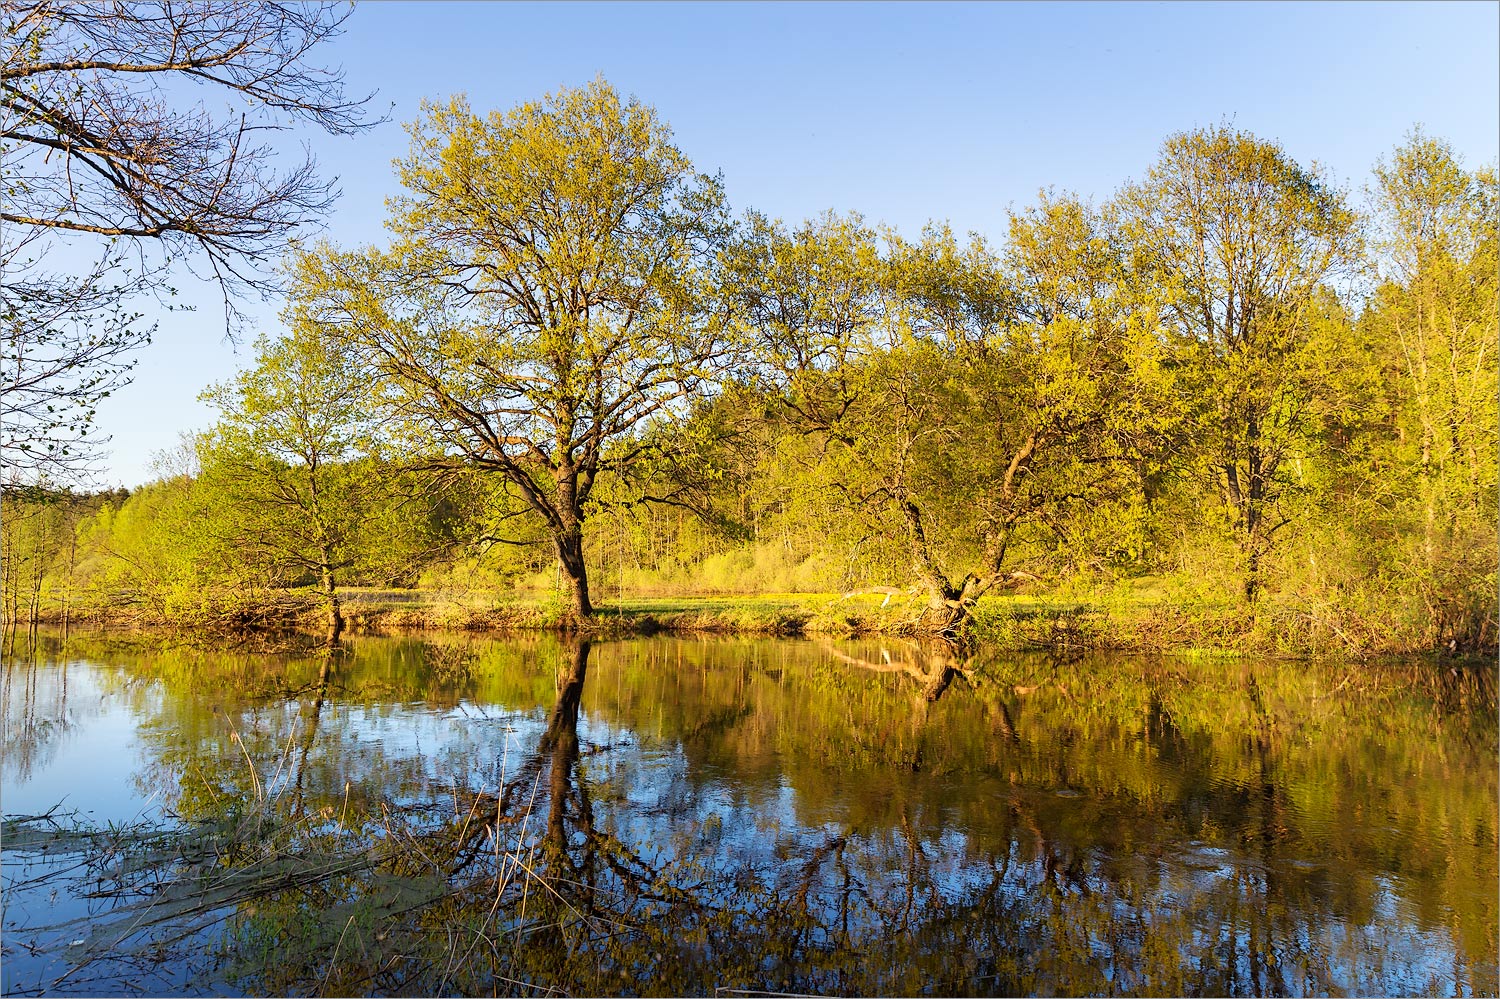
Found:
[289,79,733,617]
[4,81,1493,654]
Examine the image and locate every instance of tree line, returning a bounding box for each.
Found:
[4,78,1495,653]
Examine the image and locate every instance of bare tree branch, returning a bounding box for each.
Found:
[1,0,380,486]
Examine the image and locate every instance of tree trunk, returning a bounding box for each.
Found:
[553,524,593,619]
[320,564,344,646]
[62,516,78,639]
[898,498,972,635]
[28,551,43,631]
[918,600,970,636]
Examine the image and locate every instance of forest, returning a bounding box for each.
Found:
[3,79,1496,657]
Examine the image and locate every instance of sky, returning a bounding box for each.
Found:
[80,0,1500,488]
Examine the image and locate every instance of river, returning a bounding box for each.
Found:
[2,632,1495,996]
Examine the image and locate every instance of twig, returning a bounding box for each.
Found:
[320,914,356,996]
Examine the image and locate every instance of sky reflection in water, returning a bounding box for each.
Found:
[2,633,1495,996]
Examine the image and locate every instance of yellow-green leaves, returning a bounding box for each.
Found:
[196,325,431,604]
[1116,125,1363,598]
[287,79,732,616]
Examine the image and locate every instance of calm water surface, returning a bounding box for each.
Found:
[2,632,1495,996]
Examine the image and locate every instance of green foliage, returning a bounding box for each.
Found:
[1116,124,1364,600]
[73,476,222,617]
[718,198,1174,635]
[287,78,734,616]
[1354,132,1499,650]
[0,487,99,625]
[196,325,442,637]
[13,82,1492,654]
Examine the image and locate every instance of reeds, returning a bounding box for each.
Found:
[1,731,586,997]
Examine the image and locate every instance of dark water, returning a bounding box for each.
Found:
[2,632,1495,996]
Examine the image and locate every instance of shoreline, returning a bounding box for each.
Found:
[8,588,1493,663]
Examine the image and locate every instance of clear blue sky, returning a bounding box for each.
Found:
[97,0,1499,488]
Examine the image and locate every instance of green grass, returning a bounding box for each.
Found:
[334,589,923,637]
[338,587,1197,649]
[31,579,1478,659]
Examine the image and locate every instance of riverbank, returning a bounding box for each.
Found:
[15,584,1491,661]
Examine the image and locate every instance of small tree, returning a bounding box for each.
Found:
[290,80,732,618]
[199,326,402,642]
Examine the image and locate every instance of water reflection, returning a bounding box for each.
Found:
[2,633,1496,996]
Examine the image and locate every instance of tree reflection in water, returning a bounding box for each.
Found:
[1,634,1495,996]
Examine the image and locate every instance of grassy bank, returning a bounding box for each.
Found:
[343,589,907,637]
[18,581,1488,661]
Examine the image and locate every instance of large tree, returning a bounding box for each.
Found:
[289,80,732,617]
[1,1,374,484]
[1116,125,1361,600]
